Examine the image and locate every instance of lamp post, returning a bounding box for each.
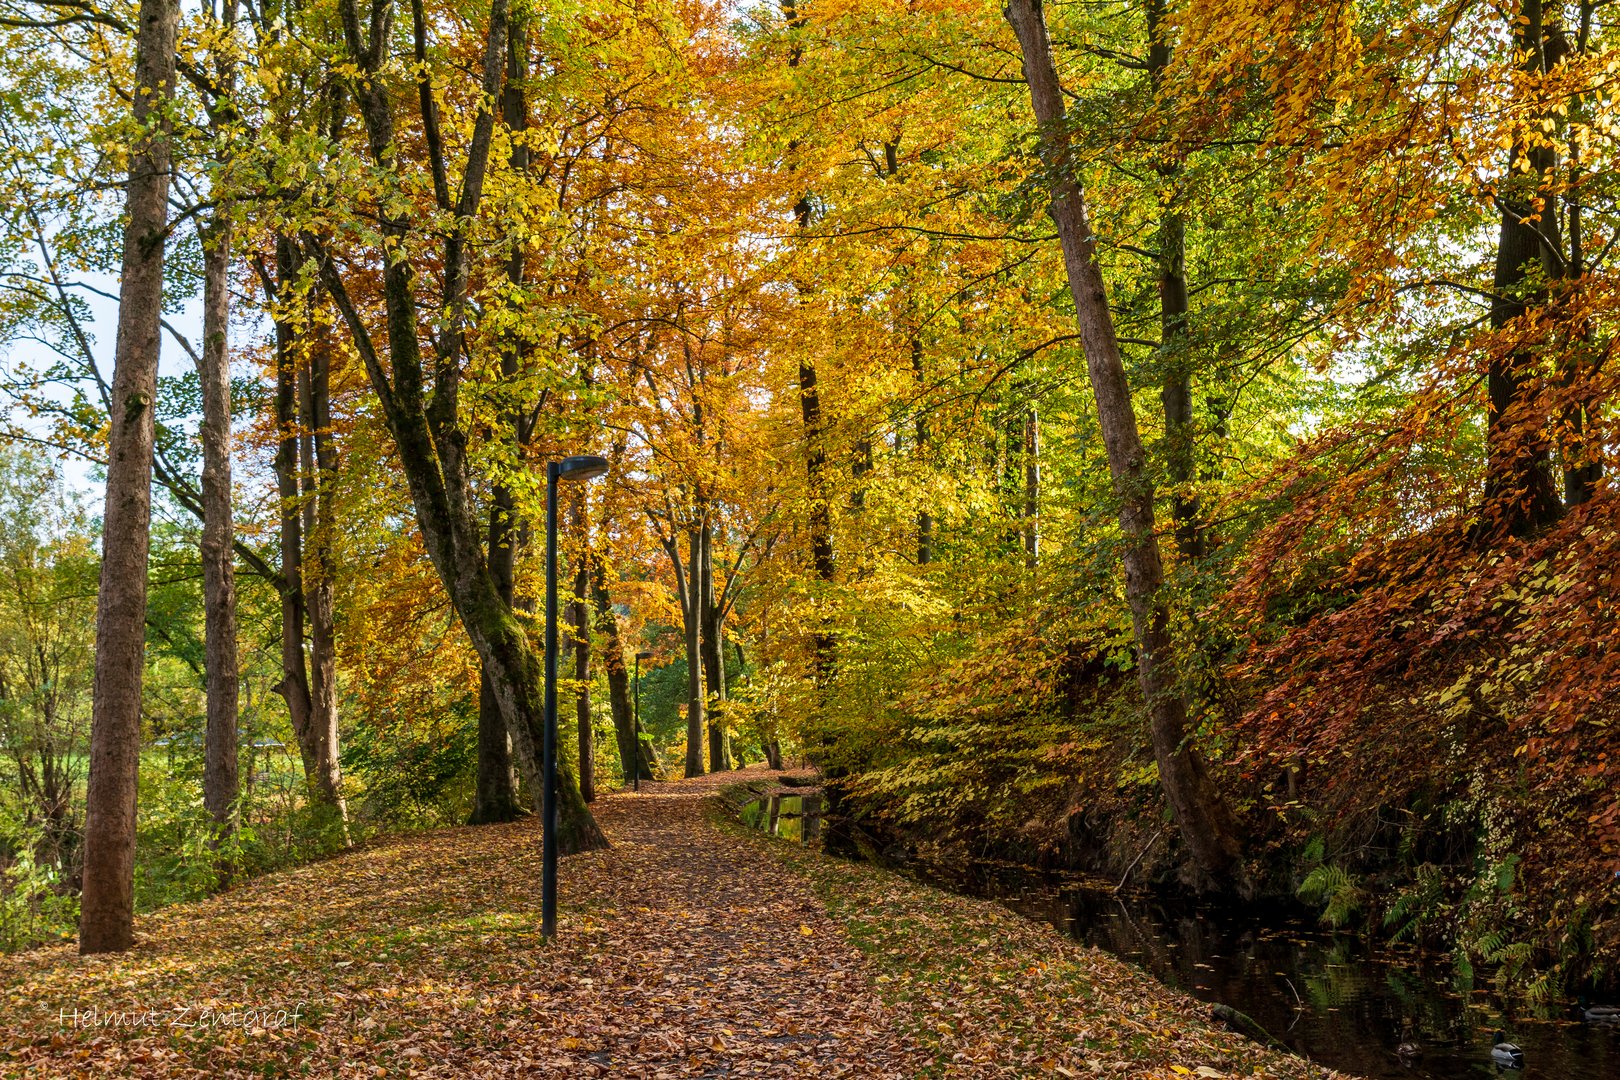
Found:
[543,454,609,940]
[633,650,653,792]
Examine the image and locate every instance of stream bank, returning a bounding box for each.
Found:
[728,778,1620,1078]
[916,858,1620,1080]
[722,777,1354,1078]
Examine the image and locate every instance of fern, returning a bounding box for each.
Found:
[1452,947,1475,990]
[1383,863,1446,943]
[1298,864,1362,929]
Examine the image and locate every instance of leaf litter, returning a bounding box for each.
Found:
[2,769,1357,1078]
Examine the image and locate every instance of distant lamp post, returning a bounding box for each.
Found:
[633,650,654,792]
[543,454,609,940]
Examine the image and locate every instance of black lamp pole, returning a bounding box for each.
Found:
[542,454,609,940]
[633,650,653,792]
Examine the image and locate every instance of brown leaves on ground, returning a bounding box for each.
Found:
[1,769,1355,1078]
[761,819,1359,1079]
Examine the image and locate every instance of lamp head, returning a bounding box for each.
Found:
[635,650,654,660]
[556,455,609,482]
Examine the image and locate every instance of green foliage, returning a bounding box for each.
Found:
[725,658,799,764]
[132,754,352,911]
[636,657,690,749]
[344,709,477,827]
[134,762,232,906]
[1297,864,1363,931]
[1444,852,1562,998]
[0,816,76,950]
[1383,863,1446,944]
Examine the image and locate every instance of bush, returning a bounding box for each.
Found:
[343,711,476,827]
[0,817,77,951]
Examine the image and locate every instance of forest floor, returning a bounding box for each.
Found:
[1,767,1353,1078]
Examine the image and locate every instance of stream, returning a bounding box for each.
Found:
[738,792,1620,1077]
[916,859,1620,1079]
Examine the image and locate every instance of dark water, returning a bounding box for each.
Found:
[915,860,1620,1080]
[740,794,818,842]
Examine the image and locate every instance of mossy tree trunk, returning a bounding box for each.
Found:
[321,0,604,852]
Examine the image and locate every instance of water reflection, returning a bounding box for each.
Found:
[915,861,1619,1080]
[740,794,821,844]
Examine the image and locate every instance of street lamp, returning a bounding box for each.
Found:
[543,454,609,940]
[633,650,654,792]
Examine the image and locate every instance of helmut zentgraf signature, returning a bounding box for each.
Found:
[57,1003,305,1031]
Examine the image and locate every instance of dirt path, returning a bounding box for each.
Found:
[2,768,921,1078]
[530,770,922,1076]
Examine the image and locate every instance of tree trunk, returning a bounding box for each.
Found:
[198,0,241,877]
[268,243,320,789]
[265,264,345,821]
[798,351,836,674]
[299,336,347,828]
[1158,210,1201,561]
[471,1,529,824]
[466,564,602,852]
[800,323,853,854]
[1562,0,1601,506]
[570,549,594,803]
[1023,406,1039,568]
[473,670,522,817]
[198,206,239,867]
[700,521,732,772]
[80,0,180,955]
[851,438,872,512]
[589,553,642,784]
[1485,0,1564,537]
[1146,0,1204,563]
[785,17,835,664]
[682,529,705,777]
[1006,0,1246,893]
[913,337,932,565]
[785,0,850,852]
[472,486,523,823]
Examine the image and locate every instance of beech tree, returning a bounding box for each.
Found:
[197,154,240,856]
[1005,0,1245,892]
[310,0,606,851]
[256,249,346,823]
